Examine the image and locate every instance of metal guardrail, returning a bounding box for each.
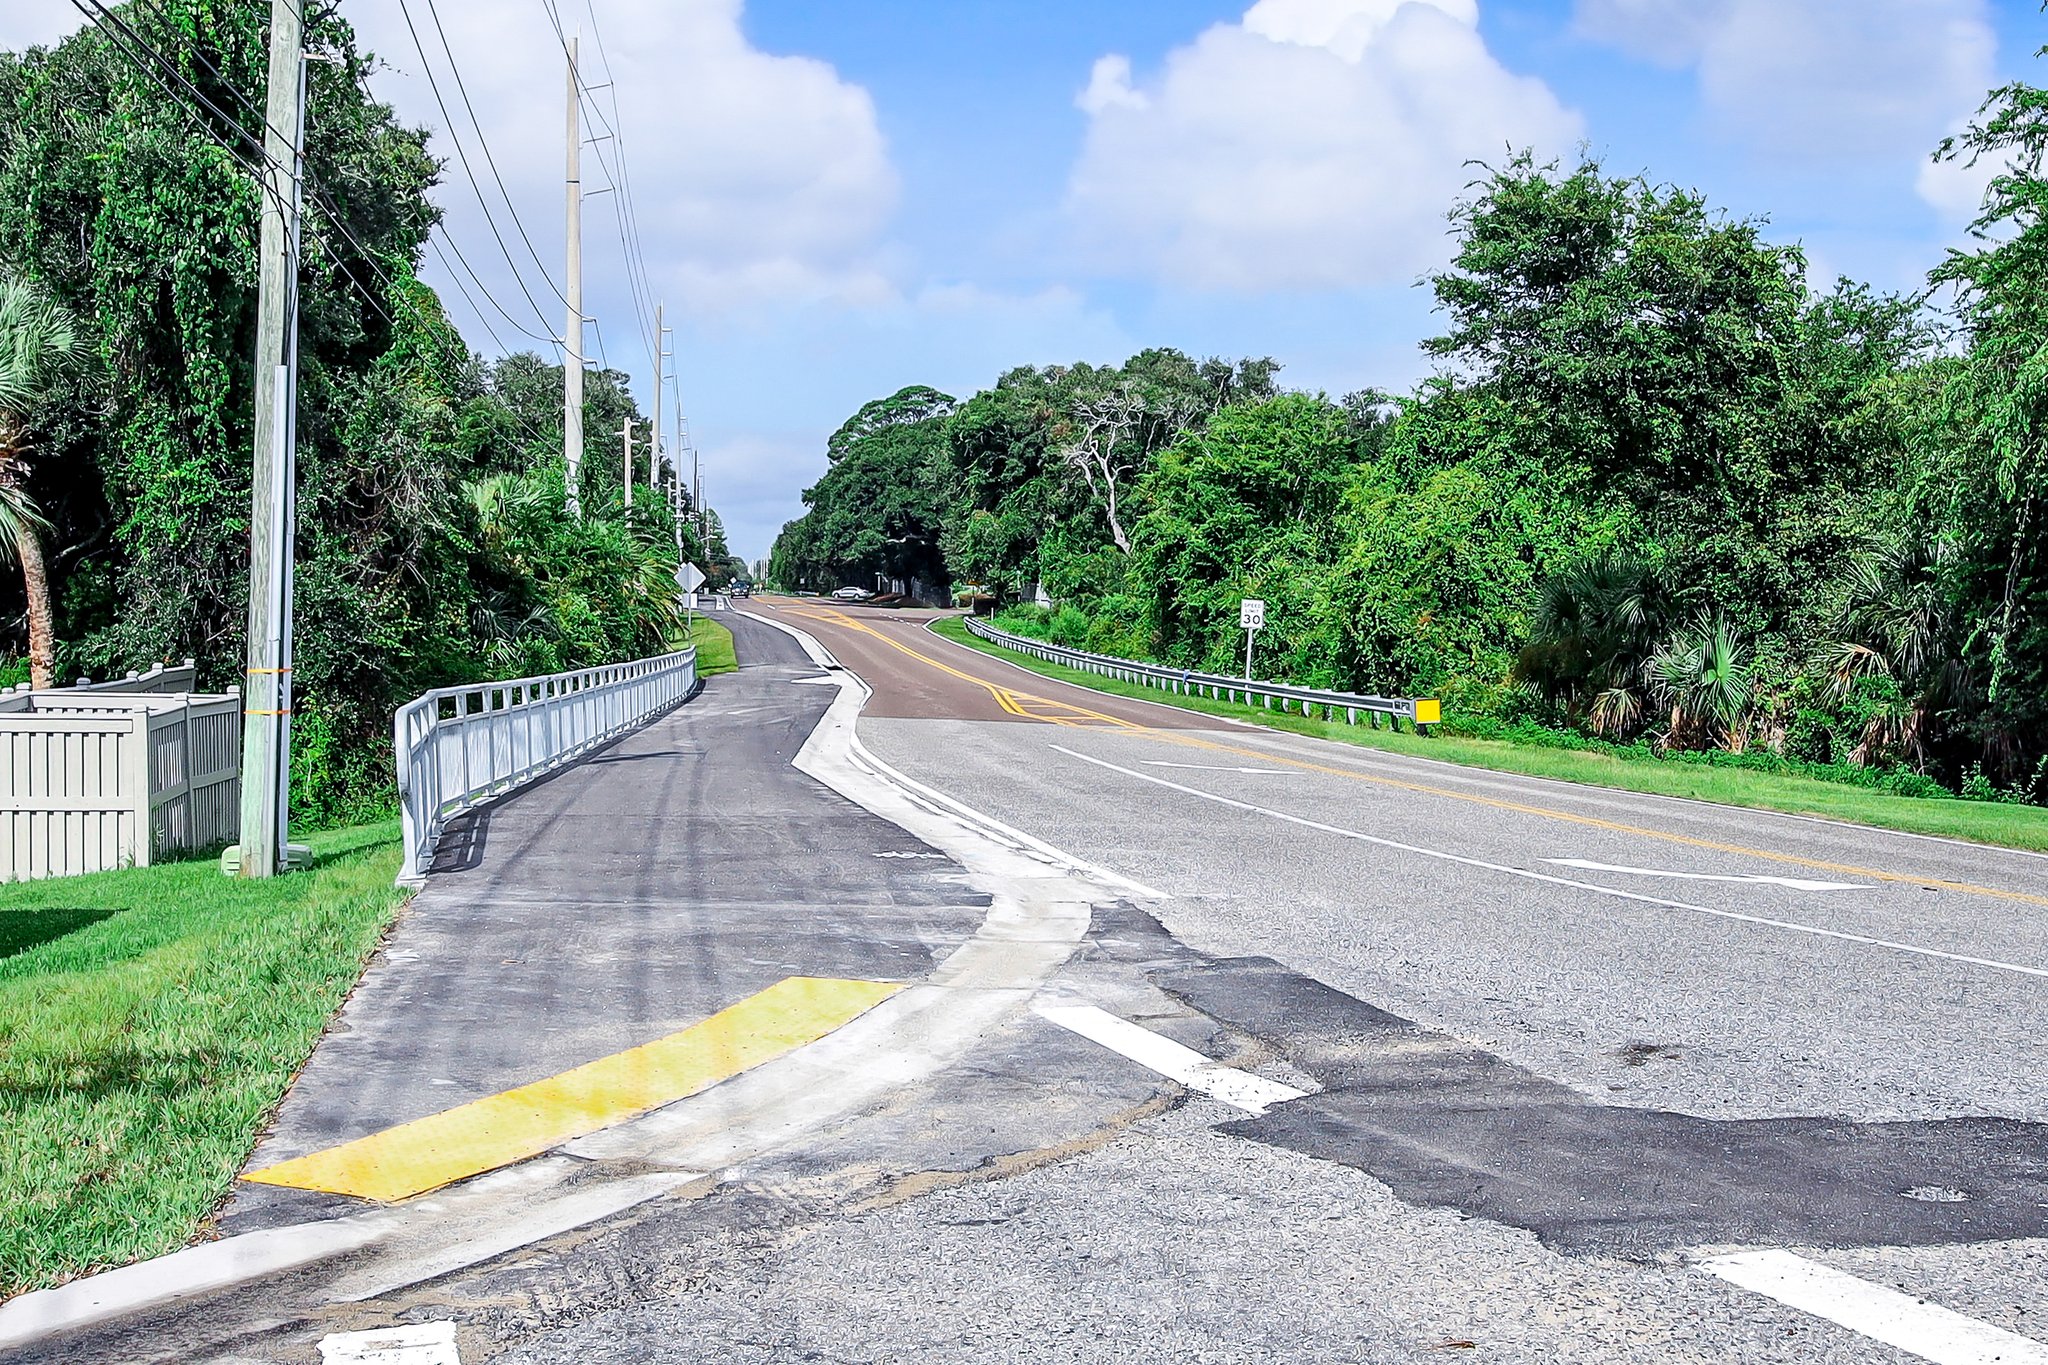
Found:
[393,647,697,883]
[963,617,1440,730]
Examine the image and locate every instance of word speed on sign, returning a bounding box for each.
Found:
[1240,598,1266,630]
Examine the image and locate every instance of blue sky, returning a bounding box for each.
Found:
[6,0,2041,560]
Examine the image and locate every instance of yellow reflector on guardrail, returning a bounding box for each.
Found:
[1415,699,1442,726]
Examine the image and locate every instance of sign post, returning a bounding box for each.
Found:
[1239,598,1265,682]
[679,560,706,634]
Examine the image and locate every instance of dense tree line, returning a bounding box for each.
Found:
[775,65,2048,802]
[0,3,728,824]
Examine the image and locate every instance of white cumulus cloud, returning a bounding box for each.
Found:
[348,0,899,319]
[1574,0,1997,219]
[1065,0,1582,291]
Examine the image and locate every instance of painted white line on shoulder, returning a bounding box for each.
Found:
[849,730,1169,900]
[1700,1250,2048,1365]
[1228,722,2048,867]
[1037,1003,1308,1115]
[319,1320,461,1363]
[1050,745,2048,981]
[1546,858,1866,892]
[1143,761,1289,775]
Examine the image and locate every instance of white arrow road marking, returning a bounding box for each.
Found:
[1036,1004,1309,1116]
[1141,761,1289,775]
[1700,1251,2048,1365]
[1049,745,2048,980]
[1545,859,1867,892]
[319,1321,461,1363]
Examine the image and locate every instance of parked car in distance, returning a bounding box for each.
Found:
[831,585,874,600]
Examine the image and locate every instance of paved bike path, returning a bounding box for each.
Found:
[225,616,991,1231]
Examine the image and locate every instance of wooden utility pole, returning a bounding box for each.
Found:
[563,35,584,518]
[621,414,636,508]
[233,0,305,879]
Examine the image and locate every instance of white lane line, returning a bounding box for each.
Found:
[1048,745,2048,982]
[1701,1251,2048,1365]
[1036,1003,1308,1115]
[1546,858,1867,892]
[1143,761,1289,775]
[319,1321,461,1363]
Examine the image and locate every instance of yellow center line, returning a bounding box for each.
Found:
[778,605,2048,910]
[785,607,1144,730]
[242,976,903,1203]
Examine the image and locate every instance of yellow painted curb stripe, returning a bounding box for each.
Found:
[242,975,903,1203]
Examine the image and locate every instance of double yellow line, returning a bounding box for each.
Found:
[779,606,2048,910]
[784,607,1143,730]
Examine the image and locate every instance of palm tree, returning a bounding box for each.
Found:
[1647,614,1755,751]
[0,277,91,689]
[1827,537,1963,767]
[1514,553,1671,736]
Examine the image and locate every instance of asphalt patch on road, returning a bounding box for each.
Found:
[1132,940,2048,1259]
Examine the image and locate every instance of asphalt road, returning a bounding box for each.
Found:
[679,597,2048,1363]
[16,599,2045,1364]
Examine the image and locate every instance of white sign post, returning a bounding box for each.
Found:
[1239,598,1265,682]
[679,561,706,631]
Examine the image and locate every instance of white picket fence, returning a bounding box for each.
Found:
[394,648,698,883]
[0,661,242,881]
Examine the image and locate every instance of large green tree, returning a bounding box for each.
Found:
[0,4,698,822]
[1920,28,2048,784]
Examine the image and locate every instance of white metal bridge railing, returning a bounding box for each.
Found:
[962,617,1440,730]
[393,648,697,884]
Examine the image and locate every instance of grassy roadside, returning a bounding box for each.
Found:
[0,823,410,1296]
[931,617,2048,853]
[685,614,738,676]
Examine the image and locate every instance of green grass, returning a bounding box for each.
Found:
[932,617,2048,853]
[0,824,410,1296]
[685,614,738,676]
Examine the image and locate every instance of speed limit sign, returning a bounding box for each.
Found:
[1240,598,1266,630]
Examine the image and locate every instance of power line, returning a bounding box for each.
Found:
[420,0,569,308]
[68,0,565,458]
[394,0,565,335]
[538,0,660,372]
[118,0,559,358]
[575,0,660,358]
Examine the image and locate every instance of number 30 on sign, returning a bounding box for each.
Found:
[1240,598,1266,630]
